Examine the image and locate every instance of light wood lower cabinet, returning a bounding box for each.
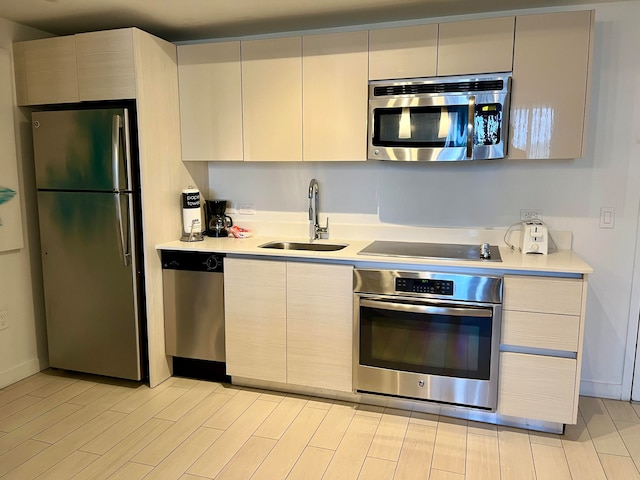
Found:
[287,262,353,392]
[498,352,576,424]
[224,258,287,383]
[499,274,587,424]
[502,310,580,352]
[224,258,353,392]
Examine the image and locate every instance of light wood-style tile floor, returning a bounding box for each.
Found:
[1,369,640,479]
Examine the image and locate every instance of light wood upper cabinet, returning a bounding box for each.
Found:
[224,258,287,383]
[437,16,515,76]
[177,42,243,161]
[287,262,353,392]
[75,29,136,101]
[241,36,302,161]
[14,29,137,105]
[368,24,438,80]
[303,31,368,162]
[14,36,79,105]
[509,10,594,159]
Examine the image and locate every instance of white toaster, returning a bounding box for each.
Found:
[521,220,548,255]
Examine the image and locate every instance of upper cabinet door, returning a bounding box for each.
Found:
[369,24,438,80]
[303,31,368,161]
[177,42,243,161]
[75,29,136,101]
[437,17,515,76]
[15,36,79,105]
[241,37,302,162]
[509,10,594,160]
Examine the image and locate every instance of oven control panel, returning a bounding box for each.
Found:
[396,277,454,295]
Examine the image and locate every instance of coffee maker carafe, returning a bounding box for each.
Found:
[206,200,233,237]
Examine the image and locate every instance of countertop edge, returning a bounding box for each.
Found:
[156,236,594,275]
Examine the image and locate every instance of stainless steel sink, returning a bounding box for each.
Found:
[258,241,348,252]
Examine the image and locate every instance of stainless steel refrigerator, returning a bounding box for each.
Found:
[32,107,146,381]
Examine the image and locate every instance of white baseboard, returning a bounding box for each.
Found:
[0,357,48,389]
[579,380,623,400]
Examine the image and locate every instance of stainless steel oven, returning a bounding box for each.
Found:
[354,269,502,410]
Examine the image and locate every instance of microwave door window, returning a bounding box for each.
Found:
[373,106,468,148]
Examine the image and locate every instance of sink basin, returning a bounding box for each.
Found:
[258,241,348,252]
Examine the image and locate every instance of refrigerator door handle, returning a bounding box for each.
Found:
[112,114,122,192]
[114,192,131,266]
[112,112,132,191]
[122,109,133,191]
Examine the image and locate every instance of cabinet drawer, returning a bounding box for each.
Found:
[503,275,583,315]
[498,352,577,424]
[501,310,580,352]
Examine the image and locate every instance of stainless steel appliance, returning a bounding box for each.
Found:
[354,269,503,410]
[32,106,145,380]
[161,250,225,362]
[205,200,233,238]
[358,240,502,262]
[368,73,511,162]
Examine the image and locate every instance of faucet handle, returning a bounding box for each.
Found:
[317,217,330,239]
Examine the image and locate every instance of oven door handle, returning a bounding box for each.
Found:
[360,298,492,318]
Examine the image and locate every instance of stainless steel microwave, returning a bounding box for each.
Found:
[368,73,512,162]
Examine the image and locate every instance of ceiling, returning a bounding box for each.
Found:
[0,0,618,42]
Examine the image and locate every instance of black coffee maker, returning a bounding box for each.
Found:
[205,200,233,237]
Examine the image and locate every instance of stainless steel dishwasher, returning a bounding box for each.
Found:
[162,250,225,363]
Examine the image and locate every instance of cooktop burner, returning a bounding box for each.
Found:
[357,240,502,262]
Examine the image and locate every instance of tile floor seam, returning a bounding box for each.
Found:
[259,405,329,479]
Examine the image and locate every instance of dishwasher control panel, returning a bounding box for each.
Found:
[161,250,224,272]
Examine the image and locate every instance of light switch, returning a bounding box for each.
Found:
[600,207,615,229]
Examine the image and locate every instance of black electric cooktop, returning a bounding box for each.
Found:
[357,240,502,262]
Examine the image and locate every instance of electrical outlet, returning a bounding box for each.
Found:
[238,204,255,215]
[520,209,543,221]
[0,309,8,331]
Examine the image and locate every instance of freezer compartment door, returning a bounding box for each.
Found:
[37,190,143,380]
[32,108,132,191]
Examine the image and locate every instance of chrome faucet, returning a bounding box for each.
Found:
[308,178,329,241]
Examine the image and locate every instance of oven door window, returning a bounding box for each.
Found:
[372,105,469,148]
[359,302,493,380]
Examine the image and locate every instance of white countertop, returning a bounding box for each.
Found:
[156,235,593,275]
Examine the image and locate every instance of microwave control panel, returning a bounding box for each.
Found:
[396,278,454,295]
